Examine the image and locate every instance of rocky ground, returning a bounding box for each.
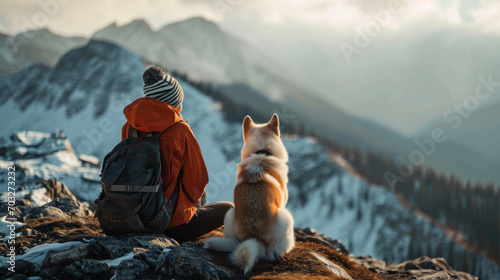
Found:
[0,178,478,280]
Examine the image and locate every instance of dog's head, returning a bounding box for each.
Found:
[241,114,289,162]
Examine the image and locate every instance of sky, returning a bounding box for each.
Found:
[1,0,499,135]
[0,0,500,36]
[1,0,499,37]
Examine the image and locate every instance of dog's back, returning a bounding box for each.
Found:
[234,165,283,241]
[233,156,285,243]
[204,114,295,274]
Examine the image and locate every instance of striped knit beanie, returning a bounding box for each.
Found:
[143,66,184,109]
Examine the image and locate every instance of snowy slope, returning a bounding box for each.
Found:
[0,40,144,158]
[0,131,101,204]
[0,40,498,279]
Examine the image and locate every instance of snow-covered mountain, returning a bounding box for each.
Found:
[93,17,500,187]
[92,18,418,154]
[4,17,495,187]
[0,18,408,160]
[93,18,290,87]
[0,40,143,157]
[0,28,86,74]
[0,40,498,278]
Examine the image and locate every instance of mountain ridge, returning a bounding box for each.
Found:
[3,17,496,186]
[415,100,500,161]
[0,28,87,74]
[89,17,500,186]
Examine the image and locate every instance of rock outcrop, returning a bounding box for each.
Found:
[352,255,478,280]
[0,178,478,280]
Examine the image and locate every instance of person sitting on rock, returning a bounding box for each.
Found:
[121,65,234,242]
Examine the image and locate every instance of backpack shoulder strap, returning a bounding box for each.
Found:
[152,131,163,138]
[129,125,155,138]
[128,125,138,138]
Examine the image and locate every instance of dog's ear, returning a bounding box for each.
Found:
[267,113,280,136]
[243,115,255,139]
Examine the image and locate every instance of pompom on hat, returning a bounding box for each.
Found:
[143,66,184,109]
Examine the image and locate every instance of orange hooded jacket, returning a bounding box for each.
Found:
[121,97,208,228]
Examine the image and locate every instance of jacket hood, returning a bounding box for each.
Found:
[123,97,183,132]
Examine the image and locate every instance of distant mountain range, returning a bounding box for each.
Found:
[0,28,86,74]
[417,100,500,162]
[0,17,498,186]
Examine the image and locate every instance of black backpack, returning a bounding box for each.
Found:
[95,125,179,235]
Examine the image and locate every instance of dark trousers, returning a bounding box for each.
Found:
[164,201,234,243]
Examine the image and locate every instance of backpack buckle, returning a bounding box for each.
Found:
[101,180,111,191]
[126,185,133,192]
[150,218,158,227]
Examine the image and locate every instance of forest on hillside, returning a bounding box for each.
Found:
[345,148,500,266]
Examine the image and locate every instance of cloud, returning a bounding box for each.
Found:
[0,0,498,37]
[0,0,216,36]
[348,0,405,13]
[471,0,500,34]
[0,14,10,30]
[218,0,500,36]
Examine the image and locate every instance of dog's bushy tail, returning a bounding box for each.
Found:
[230,238,265,275]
